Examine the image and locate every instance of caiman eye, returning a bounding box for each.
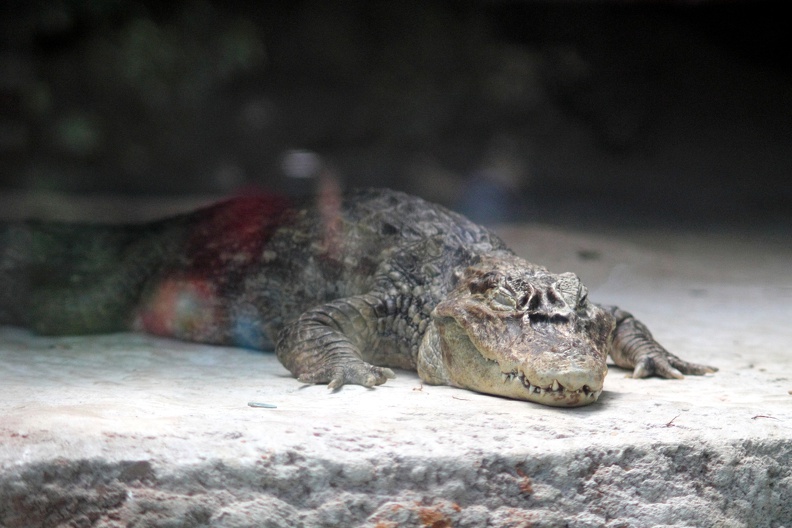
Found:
[492,289,516,309]
[577,286,590,312]
[578,286,589,305]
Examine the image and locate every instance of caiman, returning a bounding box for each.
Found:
[0,188,716,407]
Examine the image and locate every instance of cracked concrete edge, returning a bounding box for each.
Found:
[2,438,790,528]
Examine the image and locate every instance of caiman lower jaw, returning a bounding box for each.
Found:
[499,370,602,407]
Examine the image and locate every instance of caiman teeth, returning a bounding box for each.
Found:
[501,371,600,400]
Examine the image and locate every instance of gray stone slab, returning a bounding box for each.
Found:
[1,225,791,527]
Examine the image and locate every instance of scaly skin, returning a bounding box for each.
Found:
[0,188,716,406]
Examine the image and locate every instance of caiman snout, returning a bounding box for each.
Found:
[495,326,608,407]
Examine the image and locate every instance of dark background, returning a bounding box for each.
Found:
[1,0,790,229]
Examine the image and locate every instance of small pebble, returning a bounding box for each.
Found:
[247,402,277,408]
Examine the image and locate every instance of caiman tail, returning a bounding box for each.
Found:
[0,219,181,335]
[0,194,292,338]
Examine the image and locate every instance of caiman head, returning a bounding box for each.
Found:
[417,254,615,407]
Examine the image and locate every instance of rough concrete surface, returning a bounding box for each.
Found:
[1,224,791,527]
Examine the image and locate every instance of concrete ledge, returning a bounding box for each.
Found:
[2,225,791,527]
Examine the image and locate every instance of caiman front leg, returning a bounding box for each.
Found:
[276,294,396,389]
[603,306,718,379]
